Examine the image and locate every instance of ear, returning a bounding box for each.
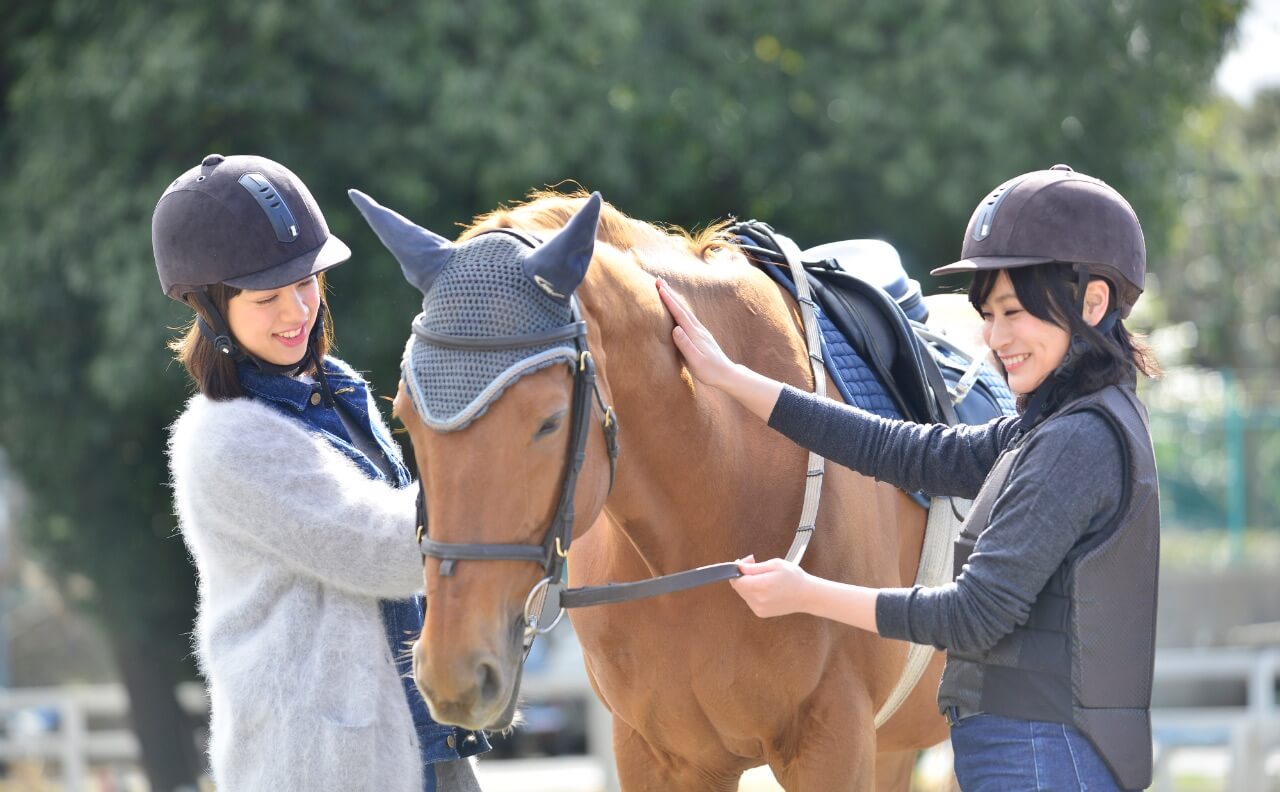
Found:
[1082,278,1111,327]
[348,189,453,295]
[521,192,602,302]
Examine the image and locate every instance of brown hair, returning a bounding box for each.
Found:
[168,274,334,401]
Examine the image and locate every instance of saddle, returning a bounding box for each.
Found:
[732,221,1015,432]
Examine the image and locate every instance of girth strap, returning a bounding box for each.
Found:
[733,221,829,565]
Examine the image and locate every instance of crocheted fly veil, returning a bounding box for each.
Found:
[349,190,602,431]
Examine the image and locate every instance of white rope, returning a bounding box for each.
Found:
[773,234,827,565]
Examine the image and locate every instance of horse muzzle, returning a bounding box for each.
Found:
[411,638,522,731]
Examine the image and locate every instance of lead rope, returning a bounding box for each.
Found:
[772,234,827,565]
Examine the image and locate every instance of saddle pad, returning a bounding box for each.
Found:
[930,339,1020,418]
[762,264,903,420]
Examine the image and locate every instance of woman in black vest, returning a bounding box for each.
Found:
[657,165,1161,790]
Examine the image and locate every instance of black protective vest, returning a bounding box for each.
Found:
[940,384,1160,790]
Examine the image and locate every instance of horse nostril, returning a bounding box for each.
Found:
[477,658,503,703]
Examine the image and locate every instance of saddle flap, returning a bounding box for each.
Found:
[805,263,943,425]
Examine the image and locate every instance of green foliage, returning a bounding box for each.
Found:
[0,0,1243,670]
[1157,89,1280,373]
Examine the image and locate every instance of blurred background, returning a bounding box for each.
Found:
[1,0,1278,790]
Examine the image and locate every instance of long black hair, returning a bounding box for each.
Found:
[969,263,1160,416]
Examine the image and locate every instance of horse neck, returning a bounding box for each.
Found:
[577,255,816,571]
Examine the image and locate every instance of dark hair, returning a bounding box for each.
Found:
[168,274,333,401]
[969,263,1160,413]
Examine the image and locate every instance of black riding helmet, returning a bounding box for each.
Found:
[931,164,1148,427]
[152,154,350,394]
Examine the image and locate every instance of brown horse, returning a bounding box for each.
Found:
[354,189,949,790]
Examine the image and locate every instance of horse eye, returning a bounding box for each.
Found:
[534,415,563,440]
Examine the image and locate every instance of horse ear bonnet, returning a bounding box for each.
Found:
[348,189,453,294]
[350,190,603,431]
[521,192,601,301]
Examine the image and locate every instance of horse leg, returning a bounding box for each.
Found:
[873,749,917,792]
[765,694,876,791]
[611,716,739,792]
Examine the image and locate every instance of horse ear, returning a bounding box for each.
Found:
[348,189,453,295]
[522,192,602,302]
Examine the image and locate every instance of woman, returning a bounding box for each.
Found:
[658,165,1160,791]
[153,154,488,792]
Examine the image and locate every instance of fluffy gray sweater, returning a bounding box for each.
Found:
[169,394,426,792]
[768,385,1124,653]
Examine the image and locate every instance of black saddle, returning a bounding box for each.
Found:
[732,221,1018,435]
[732,221,958,427]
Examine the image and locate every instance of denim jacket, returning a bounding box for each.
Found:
[237,358,490,767]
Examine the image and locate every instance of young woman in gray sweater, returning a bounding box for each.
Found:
[153,154,487,792]
[658,165,1161,791]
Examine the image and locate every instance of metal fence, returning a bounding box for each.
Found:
[1143,368,1280,555]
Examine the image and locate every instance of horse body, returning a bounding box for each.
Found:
[569,247,946,789]
[376,193,947,790]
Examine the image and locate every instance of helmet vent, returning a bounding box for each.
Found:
[972,174,1028,242]
[238,172,301,243]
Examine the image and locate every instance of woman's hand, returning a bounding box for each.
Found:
[729,555,814,618]
[656,278,738,391]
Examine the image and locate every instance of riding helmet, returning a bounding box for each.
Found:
[153,153,350,300]
[931,164,1146,318]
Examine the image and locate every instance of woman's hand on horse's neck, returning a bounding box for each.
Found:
[657,278,784,423]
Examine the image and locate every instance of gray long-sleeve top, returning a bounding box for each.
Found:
[767,385,1125,654]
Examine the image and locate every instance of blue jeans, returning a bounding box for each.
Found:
[950,714,1124,791]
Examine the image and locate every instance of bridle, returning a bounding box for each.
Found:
[412,296,619,643]
[408,231,741,656]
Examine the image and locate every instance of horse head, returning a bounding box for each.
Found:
[350,189,616,729]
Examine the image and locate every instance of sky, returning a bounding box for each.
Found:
[1215,0,1280,102]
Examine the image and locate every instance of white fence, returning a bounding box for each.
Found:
[0,627,616,792]
[3,645,1279,791]
[1151,647,1280,791]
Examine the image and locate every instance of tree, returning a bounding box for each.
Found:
[0,1,1241,787]
[1158,89,1280,374]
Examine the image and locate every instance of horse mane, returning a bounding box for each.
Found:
[460,188,734,264]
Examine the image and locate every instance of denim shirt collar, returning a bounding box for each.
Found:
[236,358,410,487]
[237,358,364,412]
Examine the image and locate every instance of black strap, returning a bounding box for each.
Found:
[920,343,959,426]
[414,321,588,351]
[420,535,548,563]
[560,562,743,608]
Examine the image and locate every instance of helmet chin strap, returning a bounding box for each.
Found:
[190,289,335,407]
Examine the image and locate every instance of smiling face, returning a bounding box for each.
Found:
[225,275,321,366]
[979,270,1072,396]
